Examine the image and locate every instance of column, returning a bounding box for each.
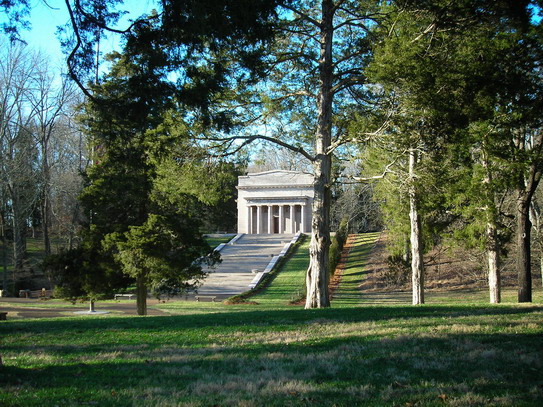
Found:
[247,205,252,234]
[267,205,272,234]
[257,205,262,234]
[301,204,306,233]
[290,204,296,233]
[279,205,285,234]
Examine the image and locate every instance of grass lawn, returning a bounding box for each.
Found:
[1,233,542,406]
[204,235,236,250]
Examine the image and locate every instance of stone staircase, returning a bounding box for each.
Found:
[195,234,296,298]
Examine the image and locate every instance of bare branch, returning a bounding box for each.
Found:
[347,151,407,183]
[200,134,315,161]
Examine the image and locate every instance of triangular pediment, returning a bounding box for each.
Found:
[238,170,314,187]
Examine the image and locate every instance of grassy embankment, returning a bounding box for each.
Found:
[1,233,542,406]
[204,235,236,250]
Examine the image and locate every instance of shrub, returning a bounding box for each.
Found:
[43,247,131,301]
[329,218,349,275]
[384,254,410,286]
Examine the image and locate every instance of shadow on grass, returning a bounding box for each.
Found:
[1,305,542,336]
[1,330,542,406]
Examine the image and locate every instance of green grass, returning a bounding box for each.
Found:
[333,232,380,307]
[204,235,236,250]
[0,299,86,309]
[250,235,310,306]
[1,233,543,406]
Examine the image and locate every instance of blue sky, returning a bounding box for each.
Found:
[15,0,157,69]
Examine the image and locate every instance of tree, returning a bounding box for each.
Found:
[29,59,78,256]
[363,3,458,304]
[201,0,382,308]
[0,39,84,294]
[249,145,312,174]
[7,0,382,309]
[531,186,543,287]
[159,157,245,233]
[57,0,356,309]
[104,212,214,315]
[43,244,130,304]
[0,41,40,280]
[73,38,254,313]
[0,0,31,40]
[43,0,284,314]
[365,0,542,304]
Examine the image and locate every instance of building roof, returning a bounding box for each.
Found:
[238,170,314,188]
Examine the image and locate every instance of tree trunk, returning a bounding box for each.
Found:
[482,145,500,303]
[2,227,8,295]
[305,0,334,309]
[487,223,501,304]
[530,201,543,291]
[41,193,51,256]
[11,196,26,273]
[409,149,424,305]
[136,275,147,316]
[41,139,51,257]
[517,194,532,302]
[514,130,542,302]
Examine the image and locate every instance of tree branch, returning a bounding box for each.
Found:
[201,134,315,161]
[64,0,95,101]
[280,2,321,29]
[346,154,404,183]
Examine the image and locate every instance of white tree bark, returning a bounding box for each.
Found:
[487,227,501,304]
[409,149,424,305]
[481,146,501,303]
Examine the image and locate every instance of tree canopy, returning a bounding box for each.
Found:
[3,0,543,307]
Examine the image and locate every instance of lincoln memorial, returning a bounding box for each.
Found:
[237,170,314,234]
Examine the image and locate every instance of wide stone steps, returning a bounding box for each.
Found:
[196,234,296,296]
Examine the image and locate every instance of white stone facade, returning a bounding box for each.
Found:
[237,170,314,234]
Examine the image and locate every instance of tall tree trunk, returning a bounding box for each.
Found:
[515,131,542,302]
[41,149,51,256]
[530,201,543,291]
[11,195,26,273]
[409,149,424,305]
[487,223,501,303]
[1,224,8,295]
[41,192,51,256]
[540,247,543,291]
[517,193,532,302]
[305,0,333,309]
[136,274,147,316]
[482,145,500,303]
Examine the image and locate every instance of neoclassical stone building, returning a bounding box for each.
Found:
[237,170,314,234]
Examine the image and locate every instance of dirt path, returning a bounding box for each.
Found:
[0,297,168,319]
